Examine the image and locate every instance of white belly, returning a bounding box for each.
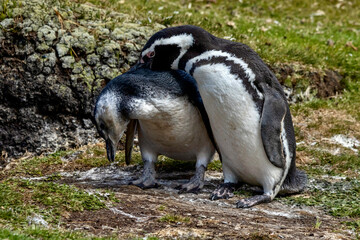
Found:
[192,63,282,187]
[137,96,214,161]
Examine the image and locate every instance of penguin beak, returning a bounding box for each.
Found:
[106,139,116,162]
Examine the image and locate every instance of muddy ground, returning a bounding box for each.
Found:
[51,163,353,239]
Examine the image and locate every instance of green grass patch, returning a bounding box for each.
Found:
[207,159,222,171]
[7,151,70,177]
[0,227,117,240]
[283,179,360,218]
[78,0,359,81]
[301,148,360,177]
[0,178,109,225]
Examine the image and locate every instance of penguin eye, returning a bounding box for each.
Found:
[146,51,155,58]
[99,123,106,130]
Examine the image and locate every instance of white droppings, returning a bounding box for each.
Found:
[330,134,360,153]
[108,207,148,222]
[27,214,49,227]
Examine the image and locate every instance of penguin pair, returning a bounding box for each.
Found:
[94,64,215,192]
[139,25,307,208]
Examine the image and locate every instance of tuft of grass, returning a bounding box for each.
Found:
[207,159,222,171]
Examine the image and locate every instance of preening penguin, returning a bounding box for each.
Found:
[94,65,216,192]
[139,25,307,207]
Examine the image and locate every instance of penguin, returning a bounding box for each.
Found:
[94,64,216,192]
[139,25,307,208]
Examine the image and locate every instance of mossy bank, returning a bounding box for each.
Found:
[0,0,163,161]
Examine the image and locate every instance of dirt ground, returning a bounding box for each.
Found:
[57,165,353,239]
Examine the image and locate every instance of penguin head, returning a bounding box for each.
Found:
[94,92,129,162]
[140,25,212,71]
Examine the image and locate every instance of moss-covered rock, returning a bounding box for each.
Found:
[0,0,164,161]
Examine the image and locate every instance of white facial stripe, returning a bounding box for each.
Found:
[185,50,263,99]
[142,34,194,69]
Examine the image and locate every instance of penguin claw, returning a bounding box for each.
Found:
[210,183,236,201]
[236,194,272,208]
[175,182,202,194]
[129,179,159,189]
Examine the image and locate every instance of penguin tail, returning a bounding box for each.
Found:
[279,168,307,196]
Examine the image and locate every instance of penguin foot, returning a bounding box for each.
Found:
[129,178,159,189]
[236,194,272,208]
[210,183,236,200]
[176,180,204,194]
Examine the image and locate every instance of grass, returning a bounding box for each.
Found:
[0,227,117,240]
[76,0,359,77]
[0,178,108,225]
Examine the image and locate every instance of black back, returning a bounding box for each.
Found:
[95,65,217,153]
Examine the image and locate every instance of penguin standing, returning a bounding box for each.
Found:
[94,64,215,192]
[139,25,307,208]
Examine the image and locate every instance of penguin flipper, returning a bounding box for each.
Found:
[260,84,287,168]
[125,120,138,165]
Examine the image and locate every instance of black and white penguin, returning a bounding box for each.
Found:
[139,25,307,208]
[94,64,216,192]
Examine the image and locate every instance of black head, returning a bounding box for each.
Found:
[140,25,214,71]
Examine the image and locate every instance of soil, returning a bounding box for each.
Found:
[58,165,353,239]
